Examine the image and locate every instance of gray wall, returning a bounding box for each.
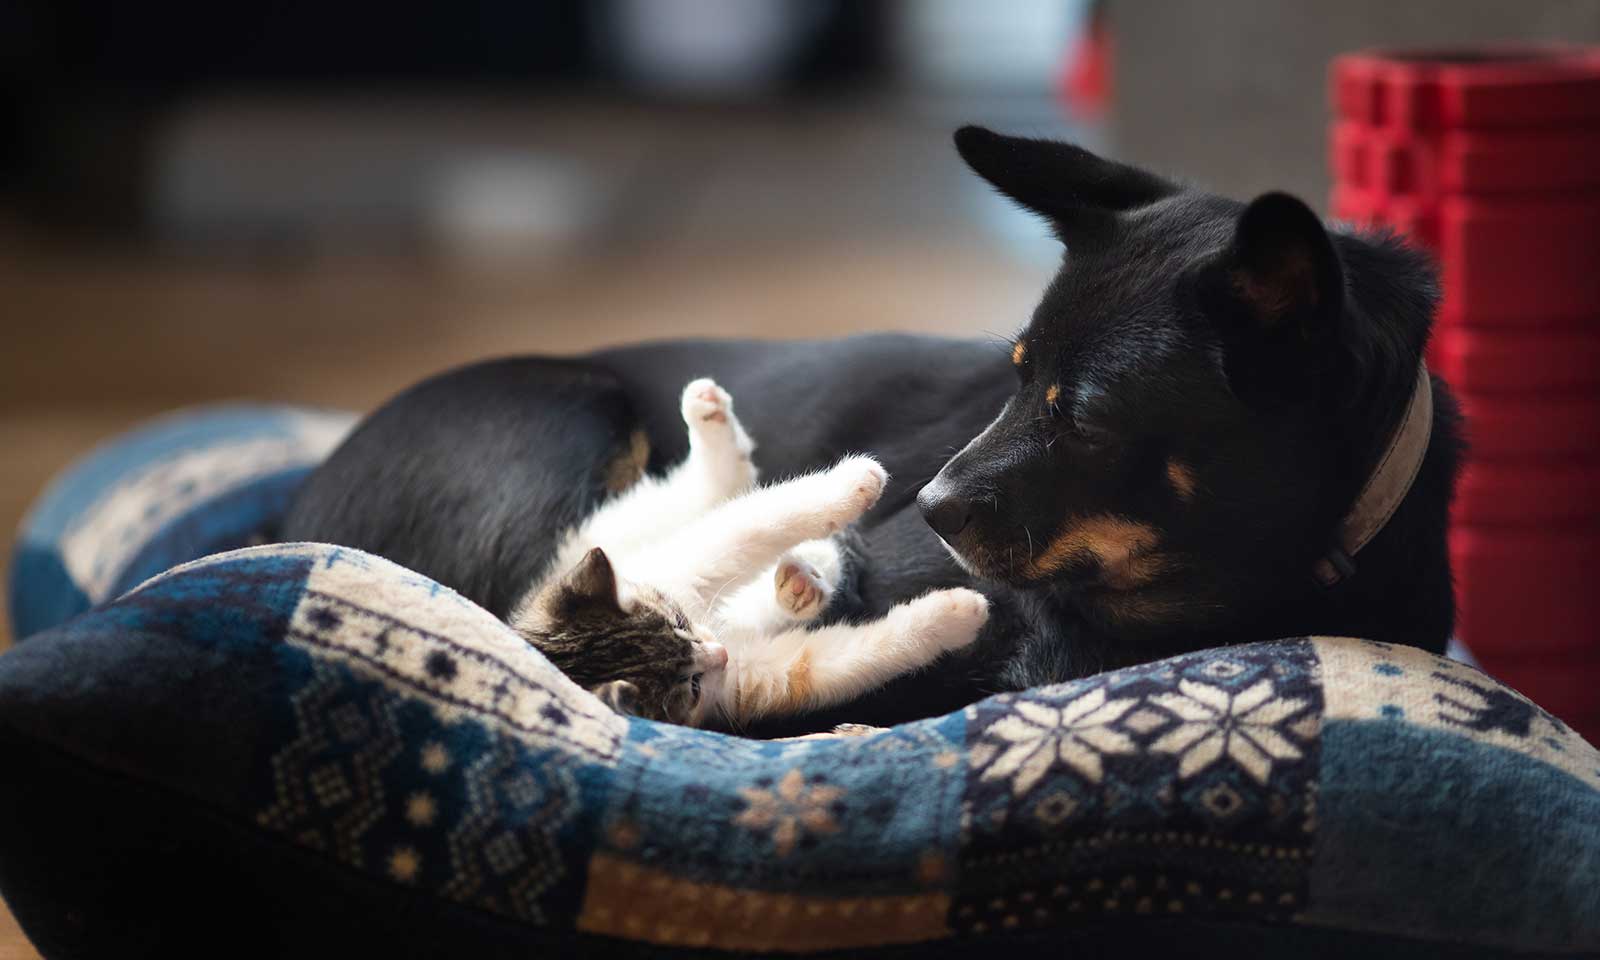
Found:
[1111,1,1600,208]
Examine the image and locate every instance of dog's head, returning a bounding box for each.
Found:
[920,127,1436,636]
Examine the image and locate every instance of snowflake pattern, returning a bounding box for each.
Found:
[958,640,1324,929]
[1148,678,1311,783]
[733,768,846,857]
[971,688,1139,795]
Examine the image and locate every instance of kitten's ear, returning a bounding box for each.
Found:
[517,547,624,632]
[954,126,1176,236]
[591,679,640,716]
[561,547,623,611]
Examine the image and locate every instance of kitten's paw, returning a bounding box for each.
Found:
[682,377,732,426]
[831,723,888,737]
[774,555,829,620]
[682,377,755,467]
[906,588,990,651]
[822,456,888,529]
[776,723,886,742]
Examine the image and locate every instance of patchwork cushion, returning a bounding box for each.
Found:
[2,409,1597,957]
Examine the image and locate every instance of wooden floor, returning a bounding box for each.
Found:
[0,209,1047,953]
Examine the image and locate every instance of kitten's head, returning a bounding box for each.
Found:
[516,547,727,725]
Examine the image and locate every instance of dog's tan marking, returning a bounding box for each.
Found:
[1026,515,1162,588]
[604,429,651,493]
[1044,384,1061,407]
[1095,591,1191,626]
[1165,458,1198,502]
[1011,341,1027,366]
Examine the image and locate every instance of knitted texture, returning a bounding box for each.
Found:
[2,406,1595,956]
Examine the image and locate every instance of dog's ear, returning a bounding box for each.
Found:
[1196,192,1346,403]
[954,126,1176,231]
[1207,192,1344,339]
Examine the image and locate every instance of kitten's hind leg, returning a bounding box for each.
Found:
[773,538,844,622]
[564,379,754,556]
[680,378,757,503]
[720,536,843,634]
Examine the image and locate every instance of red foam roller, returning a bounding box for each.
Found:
[1454,461,1600,525]
[1338,194,1600,329]
[1333,47,1600,131]
[1332,120,1600,198]
[1452,526,1600,659]
[1329,185,1441,250]
[1432,325,1600,393]
[1437,196,1600,324]
[1454,390,1600,461]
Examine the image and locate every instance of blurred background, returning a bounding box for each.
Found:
[3,7,1600,623]
[3,1,1600,951]
[4,1,1598,590]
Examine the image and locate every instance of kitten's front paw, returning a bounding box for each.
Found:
[682,377,732,426]
[774,556,829,620]
[905,588,990,651]
[822,456,888,530]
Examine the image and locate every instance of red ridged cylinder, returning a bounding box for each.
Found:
[1329,47,1600,740]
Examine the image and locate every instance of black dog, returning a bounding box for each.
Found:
[282,127,1462,733]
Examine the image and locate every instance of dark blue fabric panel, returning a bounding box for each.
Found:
[1309,718,1600,952]
[7,544,89,643]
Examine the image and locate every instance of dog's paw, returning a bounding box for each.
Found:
[774,555,829,620]
[822,456,887,530]
[898,588,989,652]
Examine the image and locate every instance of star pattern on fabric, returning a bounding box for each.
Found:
[971,687,1140,795]
[732,769,844,856]
[1148,679,1309,783]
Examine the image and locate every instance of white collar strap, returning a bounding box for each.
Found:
[1314,364,1434,588]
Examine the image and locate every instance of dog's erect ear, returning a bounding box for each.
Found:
[954,126,1176,229]
[1196,192,1346,404]
[1211,192,1344,339]
[590,679,640,715]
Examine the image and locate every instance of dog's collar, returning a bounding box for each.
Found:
[1313,364,1433,588]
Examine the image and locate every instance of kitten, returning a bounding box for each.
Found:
[510,378,990,728]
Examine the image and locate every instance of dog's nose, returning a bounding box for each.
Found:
[918,487,971,538]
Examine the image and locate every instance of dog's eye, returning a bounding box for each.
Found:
[1069,420,1113,449]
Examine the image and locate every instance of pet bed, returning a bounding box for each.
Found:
[1,406,1595,957]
